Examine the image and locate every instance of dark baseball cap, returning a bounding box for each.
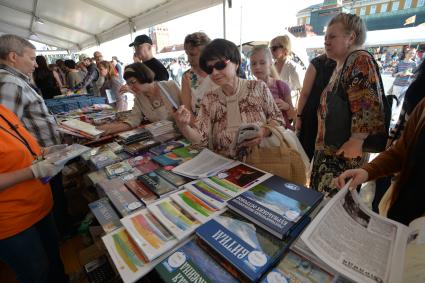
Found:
[129,34,152,47]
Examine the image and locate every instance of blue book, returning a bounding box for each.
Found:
[149,140,184,156]
[155,240,238,283]
[227,175,323,239]
[152,152,185,166]
[88,197,122,233]
[196,211,308,282]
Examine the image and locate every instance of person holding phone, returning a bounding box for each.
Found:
[97,62,181,135]
[174,39,284,158]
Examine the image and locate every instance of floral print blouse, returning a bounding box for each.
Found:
[193,79,284,157]
[316,50,386,151]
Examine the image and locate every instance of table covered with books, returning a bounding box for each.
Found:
[56,111,361,283]
[55,105,425,283]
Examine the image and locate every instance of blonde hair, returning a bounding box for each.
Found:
[270,35,292,53]
[328,13,367,47]
[250,46,279,79]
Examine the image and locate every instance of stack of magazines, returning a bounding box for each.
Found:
[145,120,174,137]
[116,128,153,145]
[60,118,104,140]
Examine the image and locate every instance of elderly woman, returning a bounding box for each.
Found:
[174,39,284,158]
[269,35,305,103]
[97,60,126,111]
[250,45,295,128]
[97,62,180,135]
[180,32,217,117]
[310,13,386,195]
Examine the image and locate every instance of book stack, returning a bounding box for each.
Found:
[117,128,153,145]
[145,120,174,137]
[60,118,104,140]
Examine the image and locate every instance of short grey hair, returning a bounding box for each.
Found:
[0,34,36,60]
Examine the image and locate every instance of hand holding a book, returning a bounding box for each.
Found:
[335,168,369,190]
[31,159,64,179]
[41,144,68,157]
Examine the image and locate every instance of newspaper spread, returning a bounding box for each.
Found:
[171,148,236,179]
[301,183,409,283]
[403,217,425,283]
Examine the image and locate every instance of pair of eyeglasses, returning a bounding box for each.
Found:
[205,59,230,74]
[270,45,283,52]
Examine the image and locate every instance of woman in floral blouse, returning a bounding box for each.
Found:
[174,39,284,158]
[310,13,386,195]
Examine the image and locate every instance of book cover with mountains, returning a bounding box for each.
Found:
[228,175,323,239]
[120,209,178,261]
[196,210,304,282]
[155,239,238,283]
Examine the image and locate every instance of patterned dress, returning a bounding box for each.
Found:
[310,51,386,195]
[184,69,217,114]
[193,79,284,158]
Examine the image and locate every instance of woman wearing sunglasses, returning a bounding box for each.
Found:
[270,35,305,105]
[97,62,180,135]
[174,39,284,158]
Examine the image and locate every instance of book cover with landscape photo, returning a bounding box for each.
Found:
[156,239,238,283]
[228,175,323,239]
[195,210,300,282]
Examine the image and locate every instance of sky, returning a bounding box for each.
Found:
[80,0,321,64]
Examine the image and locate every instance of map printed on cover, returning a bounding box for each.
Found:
[170,190,221,223]
[120,209,178,261]
[184,180,232,210]
[261,251,334,283]
[196,210,296,282]
[148,198,201,240]
[156,240,238,283]
[228,175,323,239]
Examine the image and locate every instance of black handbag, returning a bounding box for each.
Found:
[324,50,390,153]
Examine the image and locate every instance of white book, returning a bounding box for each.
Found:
[120,209,178,261]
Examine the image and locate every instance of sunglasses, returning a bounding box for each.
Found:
[205,59,230,74]
[270,45,284,52]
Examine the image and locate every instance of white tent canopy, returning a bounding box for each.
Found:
[0,0,221,51]
[298,26,425,50]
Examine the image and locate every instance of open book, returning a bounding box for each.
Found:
[301,183,425,283]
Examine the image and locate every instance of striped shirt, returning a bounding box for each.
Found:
[0,64,61,147]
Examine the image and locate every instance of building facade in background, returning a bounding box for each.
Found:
[149,25,171,54]
[295,0,425,36]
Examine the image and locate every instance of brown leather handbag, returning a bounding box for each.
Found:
[245,125,307,186]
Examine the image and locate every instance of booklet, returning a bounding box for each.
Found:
[301,183,425,283]
[88,197,122,233]
[155,239,238,283]
[137,171,178,198]
[44,143,90,165]
[120,209,178,261]
[171,148,235,179]
[154,168,191,188]
[170,189,222,223]
[184,180,232,210]
[148,198,201,240]
[228,175,323,239]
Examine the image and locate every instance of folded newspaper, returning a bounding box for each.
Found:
[171,148,235,179]
[301,182,425,283]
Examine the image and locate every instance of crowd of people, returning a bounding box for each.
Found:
[1,11,425,283]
